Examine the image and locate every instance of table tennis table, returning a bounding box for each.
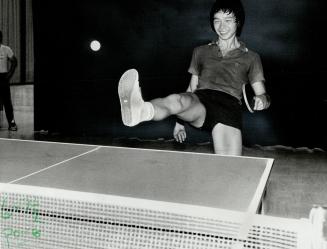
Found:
[0,138,272,213]
[0,138,317,249]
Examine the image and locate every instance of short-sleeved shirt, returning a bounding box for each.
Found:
[188,41,265,100]
[0,44,14,73]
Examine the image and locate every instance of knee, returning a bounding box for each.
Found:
[165,94,184,114]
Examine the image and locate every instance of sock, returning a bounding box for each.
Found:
[140,102,154,121]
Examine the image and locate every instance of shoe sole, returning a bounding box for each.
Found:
[118,69,141,126]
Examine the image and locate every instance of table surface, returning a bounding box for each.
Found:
[0,138,274,213]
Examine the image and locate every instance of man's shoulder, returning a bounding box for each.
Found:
[242,45,261,58]
[193,43,215,54]
[0,44,13,52]
[0,44,14,58]
[0,44,11,49]
[246,48,260,56]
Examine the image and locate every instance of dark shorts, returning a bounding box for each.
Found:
[194,89,242,131]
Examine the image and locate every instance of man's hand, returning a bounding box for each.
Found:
[173,122,187,143]
[253,94,271,110]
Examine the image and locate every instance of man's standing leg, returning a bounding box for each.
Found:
[211,123,242,156]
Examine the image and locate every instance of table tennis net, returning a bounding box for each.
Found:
[0,183,311,249]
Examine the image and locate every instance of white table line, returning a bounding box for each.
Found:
[8,146,101,184]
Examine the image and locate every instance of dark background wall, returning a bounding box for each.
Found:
[33,0,327,149]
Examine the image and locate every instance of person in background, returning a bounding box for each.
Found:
[0,30,18,131]
[118,0,270,155]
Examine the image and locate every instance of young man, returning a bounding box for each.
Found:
[0,30,18,131]
[118,0,270,155]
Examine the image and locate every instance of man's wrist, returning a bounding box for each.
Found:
[256,93,270,100]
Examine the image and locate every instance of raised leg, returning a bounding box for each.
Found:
[151,92,206,128]
[118,69,205,127]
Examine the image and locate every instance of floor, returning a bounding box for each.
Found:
[1,85,327,220]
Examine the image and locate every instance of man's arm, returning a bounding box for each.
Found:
[186,74,199,92]
[173,74,199,143]
[251,81,271,110]
[7,55,17,80]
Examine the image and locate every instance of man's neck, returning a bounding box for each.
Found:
[217,37,240,51]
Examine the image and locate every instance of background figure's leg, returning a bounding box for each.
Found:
[0,78,14,124]
[151,92,206,128]
[211,123,242,156]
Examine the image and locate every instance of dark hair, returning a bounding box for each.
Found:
[209,0,245,36]
[0,30,2,43]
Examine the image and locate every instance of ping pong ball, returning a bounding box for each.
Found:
[90,40,101,51]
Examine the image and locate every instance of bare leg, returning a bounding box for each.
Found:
[150,92,206,128]
[211,123,242,156]
[118,69,205,127]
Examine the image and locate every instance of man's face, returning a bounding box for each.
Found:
[213,10,237,40]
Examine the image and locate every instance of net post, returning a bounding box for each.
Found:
[309,205,327,249]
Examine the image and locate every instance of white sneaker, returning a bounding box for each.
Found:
[118,69,150,127]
